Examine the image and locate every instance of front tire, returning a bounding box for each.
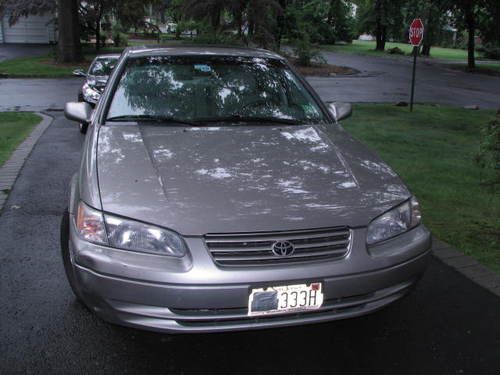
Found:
[60,208,84,302]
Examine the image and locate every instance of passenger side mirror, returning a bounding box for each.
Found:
[65,102,92,124]
[327,102,352,123]
[72,68,87,77]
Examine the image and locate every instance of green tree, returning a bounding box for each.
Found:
[179,0,282,47]
[327,0,355,43]
[356,0,405,50]
[79,0,115,51]
[115,0,148,33]
[450,0,499,71]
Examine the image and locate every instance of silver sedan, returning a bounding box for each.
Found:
[61,46,431,333]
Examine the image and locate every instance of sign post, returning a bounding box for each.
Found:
[409,18,424,112]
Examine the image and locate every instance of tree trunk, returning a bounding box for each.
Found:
[376,25,386,51]
[276,0,287,50]
[375,0,385,51]
[57,0,82,62]
[95,5,102,52]
[465,4,476,71]
[211,5,221,41]
[421,6,433,56]
[95,21,101,51]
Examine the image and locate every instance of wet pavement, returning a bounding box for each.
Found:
[312,51,500,109]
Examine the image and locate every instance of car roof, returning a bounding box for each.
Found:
[123,45,285,60]
[93,54,121,60]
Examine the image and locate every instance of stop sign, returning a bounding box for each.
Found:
[409,18,424,46]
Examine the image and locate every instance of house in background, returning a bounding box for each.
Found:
[0,13,56,44]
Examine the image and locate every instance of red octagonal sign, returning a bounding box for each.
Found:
[409,18,424,46]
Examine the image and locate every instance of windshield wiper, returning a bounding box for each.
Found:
[106,115,198,126]
[196,115,303,125]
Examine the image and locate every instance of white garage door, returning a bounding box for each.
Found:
[2,14,56,44]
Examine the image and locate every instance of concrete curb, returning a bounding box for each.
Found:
[433,238,500,297]
[0,112,52,212]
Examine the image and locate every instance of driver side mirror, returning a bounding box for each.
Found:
[65,102,92,124]
[327,102,352,123]
[72,68,87,77]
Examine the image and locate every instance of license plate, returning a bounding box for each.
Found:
[248,282,324,316]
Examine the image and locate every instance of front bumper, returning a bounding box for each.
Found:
[68,217,431,333]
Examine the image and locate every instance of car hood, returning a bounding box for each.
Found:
[97,124,410,235]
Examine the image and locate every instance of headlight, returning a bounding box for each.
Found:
[366,197,421,245]
[76,201,107,245]
[82,83,100,104]
[105,215,187,256]
[75,201,187,257]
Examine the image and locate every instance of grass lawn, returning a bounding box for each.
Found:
[0,46,124,78]
[0,112,41,167]
[342,104,499,272]
[323,40,499,63]
[0,55,80,78]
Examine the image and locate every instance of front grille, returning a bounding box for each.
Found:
[204,227,351,266]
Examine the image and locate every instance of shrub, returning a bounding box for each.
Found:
[387,47,405,55]
[113,32,128,47]
[293,36,326,67]
[482,43,500,60]
[111,23,128,47]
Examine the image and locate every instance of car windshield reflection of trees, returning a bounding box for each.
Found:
[107,56,327,125]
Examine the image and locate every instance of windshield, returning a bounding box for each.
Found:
[106,56,328,124]
[89,57,118,76]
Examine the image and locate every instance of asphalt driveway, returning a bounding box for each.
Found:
[312,51,500,109]
[1,115,500,374]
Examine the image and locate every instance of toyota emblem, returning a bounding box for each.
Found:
[272,241,295,256]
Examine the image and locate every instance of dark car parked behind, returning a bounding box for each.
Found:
[73,54,120,133]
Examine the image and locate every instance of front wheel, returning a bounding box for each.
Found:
[60,208,84,302]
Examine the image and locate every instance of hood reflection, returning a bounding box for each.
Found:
[97,124,410,235]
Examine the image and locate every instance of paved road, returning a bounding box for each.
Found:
[0,78,84,112]
[0,44,52,62]
[1,115,500,374]
[312,51,500,109]
[1,51,499,111]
